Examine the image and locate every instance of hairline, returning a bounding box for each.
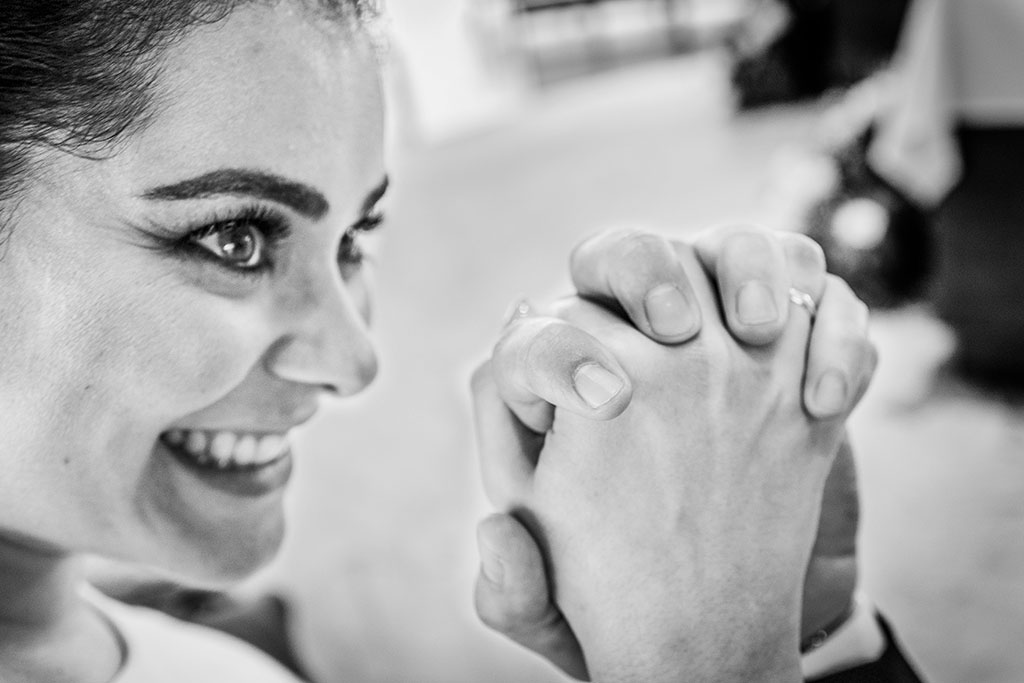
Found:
[0,0,385,242]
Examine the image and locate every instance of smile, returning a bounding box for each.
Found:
[161,429,291,471]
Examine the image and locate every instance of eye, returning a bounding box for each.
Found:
[190,219,268,270]
[338,211,384,277]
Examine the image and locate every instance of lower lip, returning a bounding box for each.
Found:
[157,438,294,498]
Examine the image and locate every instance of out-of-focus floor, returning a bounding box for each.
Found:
[263,53,1024,682]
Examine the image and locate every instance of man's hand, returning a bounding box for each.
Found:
[472,226,875,678]
[485,258,844,682]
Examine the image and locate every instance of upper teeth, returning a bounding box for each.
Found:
[163,429,290,469]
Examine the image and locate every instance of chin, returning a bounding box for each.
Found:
[126,430,297,586]
[156,513,287,589]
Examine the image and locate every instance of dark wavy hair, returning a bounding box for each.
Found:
[0,0,379,241]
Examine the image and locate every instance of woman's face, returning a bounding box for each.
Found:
[0,4,385,581]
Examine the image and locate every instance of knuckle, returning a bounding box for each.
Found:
[860,337,880,375]
[694,223,771,260]
[497,318,566,370]
[547,295,578,319]
[722,229,776,270]
[821,275,871,329]
[719,222,772,240]
[839,334,875,373]
[824,273,857,302]
[479,472,517,511]
[519,320,593,391]
[724,223,775,249]
[568,231,604,273]
[570,227,641,268]
[603,226,647,246]
[854,299,871,329]
[479,512,516,539]
[523,320,567,366]
[611,231,671,272]
[783,233,827,276]
[835,335,878,402]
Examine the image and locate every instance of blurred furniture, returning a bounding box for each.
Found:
[731,0,910,108]
[934,126,1024,386]
[514,0,598,9]
[830,0,911,85]
[803,129,933,309]
[513,0,609,67]
[511,0,697,78]
[868,0,1024,385]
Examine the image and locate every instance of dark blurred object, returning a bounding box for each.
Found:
[513,0,599,11]
[511,0,699,82]
[805,130,933,308]
[830,0,913,85]
[933,126,1024,387]
[732,0,912,108]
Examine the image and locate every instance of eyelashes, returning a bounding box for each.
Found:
[183,205,290,274]
[352,211,385,233]
[165,204,385,278]
[339,210,385,269]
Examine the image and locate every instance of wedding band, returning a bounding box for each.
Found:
[788,287,818,319]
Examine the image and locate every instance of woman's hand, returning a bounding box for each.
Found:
[472,226,874,679]
[507,277,841,681]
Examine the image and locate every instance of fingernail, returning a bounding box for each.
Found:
[813,370,848,416]
[480,546,505,586]
[574,363,624,409]
[645,284,697,338]
[737,281,779,326]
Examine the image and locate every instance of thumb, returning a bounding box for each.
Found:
[474,513,590,680]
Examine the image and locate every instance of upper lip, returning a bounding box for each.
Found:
[162,428,291,437]
[164,406,319,436]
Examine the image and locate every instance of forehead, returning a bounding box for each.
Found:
[119,3,384,205]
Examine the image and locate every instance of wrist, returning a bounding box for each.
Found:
[589,631,803,683]
[589,598,803,683]
[559,553,808,682]
[716,626,803,683]
[692,622,803,683]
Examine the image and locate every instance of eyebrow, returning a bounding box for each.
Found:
[141,169,388,221]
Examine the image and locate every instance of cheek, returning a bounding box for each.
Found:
[27,275,270,436]
[94,288,268,419]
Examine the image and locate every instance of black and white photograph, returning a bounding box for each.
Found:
[0,1,1020,681]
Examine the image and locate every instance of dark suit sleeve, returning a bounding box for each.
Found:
[807,615,925,683]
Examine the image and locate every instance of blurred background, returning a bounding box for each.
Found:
[248,1,1024,680]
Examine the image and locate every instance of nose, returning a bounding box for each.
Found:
[264,277,379,397]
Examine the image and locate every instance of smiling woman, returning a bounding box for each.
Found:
[0,1,384,681]
[0,2,892,683]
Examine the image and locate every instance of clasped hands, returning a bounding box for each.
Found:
[471,226,875,682]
